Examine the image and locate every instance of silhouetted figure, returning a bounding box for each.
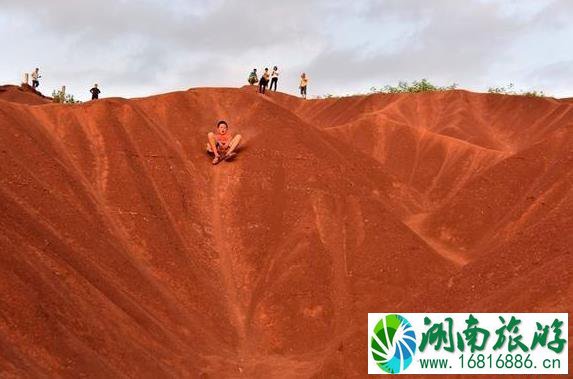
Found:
[270,66,279,91]
[31,68,41,89]
[259,68,270,94]
[90,84,101,100]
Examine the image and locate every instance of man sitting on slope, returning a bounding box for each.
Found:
[206,120,242,165]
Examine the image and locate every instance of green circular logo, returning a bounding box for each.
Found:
[370,314,417,374]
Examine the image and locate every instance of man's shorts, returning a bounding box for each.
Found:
[207,142,227,154]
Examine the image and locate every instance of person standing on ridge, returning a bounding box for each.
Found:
[90,84,101,100]
[270,66,279,91]
[259,68,270,94]
[248,68,258,85]
[206,120,242,165]
[299,72,308,99]
[31,68,41,89]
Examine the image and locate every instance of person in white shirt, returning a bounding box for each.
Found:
[270,66,279,91]
[31,68,41,89]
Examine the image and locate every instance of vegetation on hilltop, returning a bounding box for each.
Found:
[316,79,546,99]
[52,88,81,104]
[487,83,545,97]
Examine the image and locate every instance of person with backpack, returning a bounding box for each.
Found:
[248,69,258,85]
[270,66,279,91]
[90,84,101,100]
[259,68,270,94]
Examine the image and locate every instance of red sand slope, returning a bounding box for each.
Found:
[0,86,571,377]
[0,85,51,105]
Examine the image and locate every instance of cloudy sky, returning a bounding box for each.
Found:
[0,0,571,100]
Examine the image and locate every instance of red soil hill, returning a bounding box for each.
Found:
[0,86,571,377]
[0,84,51,105]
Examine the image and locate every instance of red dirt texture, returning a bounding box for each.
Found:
[0,85,571,377]
[0,85,51,105]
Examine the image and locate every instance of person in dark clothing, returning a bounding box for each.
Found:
[259,68,270,94]
[270,66,279,91]
[90,84,101,100]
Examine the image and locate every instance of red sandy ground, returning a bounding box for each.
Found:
[0,85,570,377]
[0,85,51,105]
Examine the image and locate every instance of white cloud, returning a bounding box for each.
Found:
[0,0,570,100]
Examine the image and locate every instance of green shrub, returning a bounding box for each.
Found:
[487,83,545,97]
[522,90,545,97]
[370,79,458,94]
[316,80,546,99]
[487,83,515,95]
[52,89,82,104]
